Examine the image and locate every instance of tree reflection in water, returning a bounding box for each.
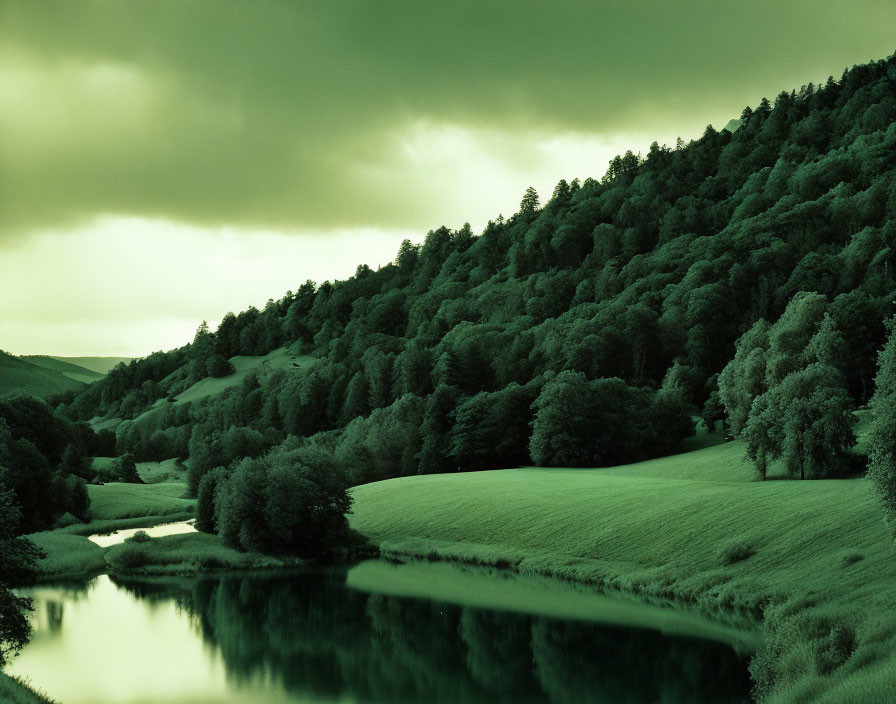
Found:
[115,569,751,704]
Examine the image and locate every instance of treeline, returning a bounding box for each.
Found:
[0,396,114,534]
[60,54,896,552]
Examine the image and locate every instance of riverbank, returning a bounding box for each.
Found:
[25,482,300,581]
[349,440,896,704]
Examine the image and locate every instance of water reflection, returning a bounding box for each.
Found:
[10,566,752,704]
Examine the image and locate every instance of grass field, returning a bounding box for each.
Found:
[350,440,896,704]
[86,482,194,520]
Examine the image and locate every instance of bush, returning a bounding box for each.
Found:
[720,539,755,565]
[108,542,150,569]
[127,530,151,544]
[206,354,234,378]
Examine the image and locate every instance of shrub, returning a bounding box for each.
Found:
[127,530,151,544]
[720,540,755,565]
[109,542,150,569]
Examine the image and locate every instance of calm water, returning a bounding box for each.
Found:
[8,561,754,703]
[87,520,197,547]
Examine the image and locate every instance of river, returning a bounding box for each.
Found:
[6,560,755,703]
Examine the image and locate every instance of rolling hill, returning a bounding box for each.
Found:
[0,351,89,398]
[49,356,133,375]
[20,356,106,384]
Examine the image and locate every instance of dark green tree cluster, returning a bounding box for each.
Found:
[59,54,896,552]
[869,320,896,536]
[720,293,859,479]
[0,396,99,533]
[198,439,352,558]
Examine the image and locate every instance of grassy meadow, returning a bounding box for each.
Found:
[349,438,896,704]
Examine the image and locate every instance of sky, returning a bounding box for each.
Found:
[1,1,894,357]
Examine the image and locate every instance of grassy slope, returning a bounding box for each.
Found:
[18,356,104,385]
[0,353,85,398]
[0,673,57,704]
[85,482,194,520]
[350,440,896,704]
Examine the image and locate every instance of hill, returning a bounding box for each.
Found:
[20,356,105,384]
[350,442,896,704]
[49,356,133,375]
[0,351,87,398]
[59,52,896,487]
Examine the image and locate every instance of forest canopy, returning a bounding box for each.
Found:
[55,53,896,552]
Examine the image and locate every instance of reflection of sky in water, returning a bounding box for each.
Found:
[8,565,752,704]
[88,520,197,547]
[10,576,243,703]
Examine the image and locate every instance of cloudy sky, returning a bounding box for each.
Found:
[2,1,894,356]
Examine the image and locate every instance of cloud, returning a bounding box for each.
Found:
[0,217,410,356]
[1,0,894,238]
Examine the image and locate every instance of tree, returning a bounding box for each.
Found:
[743,364,856,480]
[718,320,770,436]
[59,444,94,481]
[0,488,41,665]
[196,466,224,533]
[206,354,234,378]
[530,372,648,467]
[869,321,896,532]
[118,453,142,484]
[519,187,540,215]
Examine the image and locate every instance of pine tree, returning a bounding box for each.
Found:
[519,187,540,215]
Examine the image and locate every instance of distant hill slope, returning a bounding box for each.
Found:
[49,356,133,375]
[0,351,86,398]
[21,356,106,384]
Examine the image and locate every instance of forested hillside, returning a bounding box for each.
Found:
[58,54,896,553]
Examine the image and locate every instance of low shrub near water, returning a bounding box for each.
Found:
[719,540,755,566]
[108,541,151,569]
[750,608,858,701]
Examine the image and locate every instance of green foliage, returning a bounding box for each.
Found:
[127,530,151,544]
[107,541,150,570]
[205,354,234,378]
[719,540,755,566]
[0,397,98,533]
[54,54,896,543]
[209,443,353,558]
[529,371,692,467]
[0,489,41,666]
[868,320,896,534]
[743,364,856,480]
[118,453,142,484]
